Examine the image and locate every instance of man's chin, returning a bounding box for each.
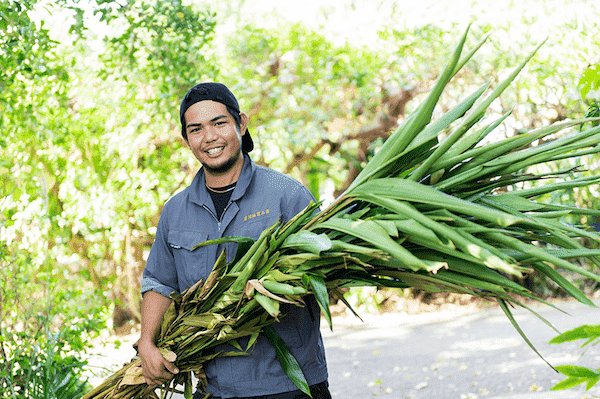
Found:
[203,153,240,175]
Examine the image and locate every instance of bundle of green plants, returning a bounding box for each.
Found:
[83,27,600,399]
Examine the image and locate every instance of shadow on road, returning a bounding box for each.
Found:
[323,299,600,399]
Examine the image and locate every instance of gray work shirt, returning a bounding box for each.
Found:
[141,154,328,398]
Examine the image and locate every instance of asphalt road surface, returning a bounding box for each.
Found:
[323,300,600,399]
[86,299,600,398]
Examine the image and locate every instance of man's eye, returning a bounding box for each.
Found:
[190,127,201,133]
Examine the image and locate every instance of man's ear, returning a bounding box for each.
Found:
[239,112,249,136]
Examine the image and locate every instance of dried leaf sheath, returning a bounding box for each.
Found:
[84,28,600,399]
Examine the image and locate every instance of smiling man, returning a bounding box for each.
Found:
[185,99,247,179]
[139,83,330,399]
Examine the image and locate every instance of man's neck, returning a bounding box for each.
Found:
[204,155,245,188]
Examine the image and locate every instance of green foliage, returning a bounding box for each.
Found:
[1,0,219,342]
[579,64,600,100]
[0,0,66,93]
[344,287,385,314]
[583,101,600,128]
[94,0,217,96]
[550,324,600,346]
[1,318,93,399]
[0,188,106,398]
[219,20,392,195]
[549,324,600,391]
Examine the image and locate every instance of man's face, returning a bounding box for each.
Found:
[184,100,247,176]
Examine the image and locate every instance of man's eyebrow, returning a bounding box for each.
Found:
[187,115,228,129]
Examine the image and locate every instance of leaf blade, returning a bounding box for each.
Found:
[263,325,311,397]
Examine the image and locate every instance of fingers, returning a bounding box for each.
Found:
[144,364,174,387]
[139,341,180,387]
[144,360,179,386]
[140,353,179,386]
[163,361,180,375]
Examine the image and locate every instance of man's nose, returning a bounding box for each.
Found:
[204,126,218,141]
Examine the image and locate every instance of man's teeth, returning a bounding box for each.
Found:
[207,147,223,154]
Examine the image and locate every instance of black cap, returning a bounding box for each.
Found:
[180,82,254,153]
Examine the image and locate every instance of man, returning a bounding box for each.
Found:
[139,82,330,399]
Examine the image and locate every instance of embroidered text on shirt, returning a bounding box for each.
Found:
[244,209,269,221]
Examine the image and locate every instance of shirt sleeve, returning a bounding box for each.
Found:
[141,204,179,298]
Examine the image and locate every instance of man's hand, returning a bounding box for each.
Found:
[138,340,179,386]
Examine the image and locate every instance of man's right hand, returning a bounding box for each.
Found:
[138,340,179,386]
[139,290,177,386]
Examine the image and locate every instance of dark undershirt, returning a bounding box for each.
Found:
[206,182,236,220]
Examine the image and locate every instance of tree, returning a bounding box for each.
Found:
[1,0,217,361]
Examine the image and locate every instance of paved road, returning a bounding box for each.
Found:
[86,300,600,398]
[323,300,600,398]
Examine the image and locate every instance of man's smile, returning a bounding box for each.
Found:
[206,146,224,155]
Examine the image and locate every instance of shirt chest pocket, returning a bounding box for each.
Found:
[167,230,210,286]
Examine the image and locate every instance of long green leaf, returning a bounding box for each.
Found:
[549,325,600,345]
[435,126,600,191]
[531,262,593,306]
[509,248,600,261]
[409,82,491,182]
[406,80,490,156]
[192,235,254,251]
[229,237,269,293]
[452,32,490,75]
[497,299,556,370]
[263,326,311,397]
[486,232,600,304]
[302,274,332,331]
[550,376,589,391]
[394,219,453,249]
[282,231,333,254]
[437,109,513,165]
[430,269,510,294]
[360,194,524,275]
[481,198,600,245]
[417,252,528,293]
[274,201,321,247]
[483,194,548,211]
[230,222,279,274]
[493,175,600,199]
[350,25,470,188]
[255,293,280,319]
[501,138,600,177]
[316,217,444,272]
[483,125,600,169]
[351,178,525,227]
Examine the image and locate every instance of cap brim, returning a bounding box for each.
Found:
[242,129,254,153]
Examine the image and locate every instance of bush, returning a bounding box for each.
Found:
[1,317,93,399]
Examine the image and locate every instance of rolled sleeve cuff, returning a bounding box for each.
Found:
[140,277,177,298]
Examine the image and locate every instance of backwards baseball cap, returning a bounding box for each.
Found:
[180,82,254,153]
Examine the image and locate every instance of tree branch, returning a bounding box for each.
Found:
[332,86,418,196]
